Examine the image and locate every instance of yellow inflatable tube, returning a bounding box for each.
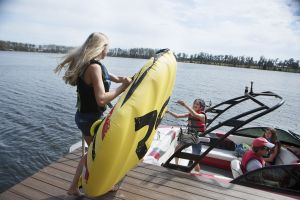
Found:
[82,49,177,197]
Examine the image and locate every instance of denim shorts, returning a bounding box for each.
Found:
[191,142,202,155]
[75,111,102,136]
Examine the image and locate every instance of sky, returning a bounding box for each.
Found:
[0,0,300,60]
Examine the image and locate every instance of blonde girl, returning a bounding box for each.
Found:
[55,32,131,196]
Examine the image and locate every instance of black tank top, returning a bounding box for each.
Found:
[76,60,111,113]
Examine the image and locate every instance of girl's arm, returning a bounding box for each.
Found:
[166,110,189,118]
[264,143,280,163]
[177,100,205,122]
[90,65,131,106]
[109,73,126,83]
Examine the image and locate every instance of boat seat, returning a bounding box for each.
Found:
[202,145,238,161]
[275,147,299,165]
[231,159,243,178]
[227,135,254,147]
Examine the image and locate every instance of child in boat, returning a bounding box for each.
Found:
[262,128,281,165]
[166,99,206,173]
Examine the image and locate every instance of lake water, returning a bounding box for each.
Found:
[0,51,299,192]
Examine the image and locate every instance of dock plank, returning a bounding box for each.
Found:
[138,163,297,200]
[0,190,28,200]
[126,170,243,200]
[10,183,56,200]
[40,166,73,182]
[133,167,274,200]
[21,176,68,199]
[1,148,296,200]
[123,176,211,200]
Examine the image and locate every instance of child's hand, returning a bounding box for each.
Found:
[176,100,186,106]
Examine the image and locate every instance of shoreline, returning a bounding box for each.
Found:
[180,60,300,74]
[1,49,299,74]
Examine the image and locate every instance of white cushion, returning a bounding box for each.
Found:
[202,145,238,161]
[275,147,298,165]
[231,159,243,178]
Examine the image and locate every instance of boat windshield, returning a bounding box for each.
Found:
[231,164,300,196]
[235,127,300,148]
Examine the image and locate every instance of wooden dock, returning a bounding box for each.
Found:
[0,149,296,200]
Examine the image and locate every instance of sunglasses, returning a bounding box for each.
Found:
[261,146,270,151]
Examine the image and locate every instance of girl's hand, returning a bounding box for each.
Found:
[119,76,127,82]
[121,77,132,91]
[176,100,186,106]
[122,77,132,84]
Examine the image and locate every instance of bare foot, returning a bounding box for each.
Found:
[195,171,202,175]
[194,164,201,172]
[67,186,82,196]
[110,183,121,192]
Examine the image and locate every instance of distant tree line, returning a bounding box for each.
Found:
[1,40,299,72]
[108,48,156,59]
[176,52,300,72]
[109,48,299,72]
[0,40,72,53]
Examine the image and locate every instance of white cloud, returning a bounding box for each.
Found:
[0,0,299,60]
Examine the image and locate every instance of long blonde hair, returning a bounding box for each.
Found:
[54,32,109,86]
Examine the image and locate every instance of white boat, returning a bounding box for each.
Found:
[144,126,299,171]
[144,84,300,197]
